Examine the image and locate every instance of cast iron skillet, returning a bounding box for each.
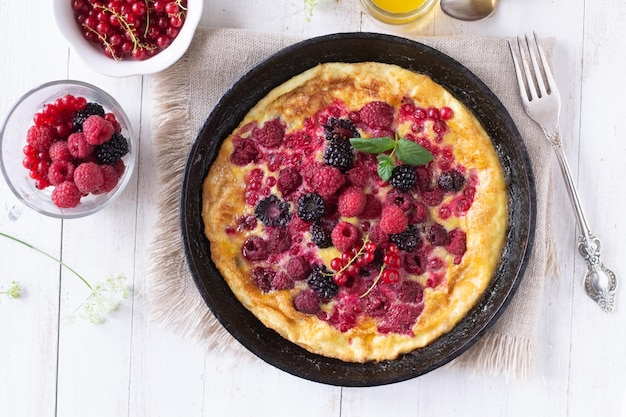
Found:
[180,32,536,387]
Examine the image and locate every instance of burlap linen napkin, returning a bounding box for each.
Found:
[147,28,557,379]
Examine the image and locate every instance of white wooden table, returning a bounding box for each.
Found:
[1,1,625,416]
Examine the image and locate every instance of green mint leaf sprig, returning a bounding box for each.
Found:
[350,137,396,153]
[395,138,434,165]
[377,155,394,182]
[349,135,434,182]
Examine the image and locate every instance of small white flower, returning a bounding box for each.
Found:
[66,274,130,324]
[7,281,21,299]
[304,0,319,21]
[1,280,21,299]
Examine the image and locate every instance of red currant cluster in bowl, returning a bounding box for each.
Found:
[22,94,129,209]
[72,0,188,61]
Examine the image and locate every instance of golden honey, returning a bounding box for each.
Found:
[361,0,437,25]
[372,0,428,14]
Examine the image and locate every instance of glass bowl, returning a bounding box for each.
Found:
[52,0,203,77]
[360,0,438,25]
[0,80,136,219]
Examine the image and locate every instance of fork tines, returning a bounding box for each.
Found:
[508,32,558,103]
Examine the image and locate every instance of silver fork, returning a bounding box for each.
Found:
[508,33,617,312]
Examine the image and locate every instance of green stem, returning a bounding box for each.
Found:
[389,134,400,158]
[143,0,151,38]
[360,264,385,299]
[323,234,371,278]
[83,25,120,61]
[0,232,93,290]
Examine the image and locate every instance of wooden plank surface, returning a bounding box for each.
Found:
[0,1,624,416]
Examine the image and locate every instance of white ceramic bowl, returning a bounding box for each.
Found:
[52,0,203,77]
[0,80,136,219]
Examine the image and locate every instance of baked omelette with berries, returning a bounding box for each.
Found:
[202,62,507,363]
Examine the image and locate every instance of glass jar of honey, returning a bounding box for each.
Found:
[360,0,438,25]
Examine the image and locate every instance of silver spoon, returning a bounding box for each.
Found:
[440,0,500,21]
[580,236,617,312]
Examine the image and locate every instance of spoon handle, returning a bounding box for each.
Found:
[552,139,617,311]
[579,236,617,312]
[552,139,592,242]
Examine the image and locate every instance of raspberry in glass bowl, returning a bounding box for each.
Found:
[0,80,136,219]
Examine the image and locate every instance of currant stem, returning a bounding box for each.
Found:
[0,232,93,291]
[143,0,151,38]
[323,234,371,277]
[83,25,120,61]
[94,4,156,55]
[360,264,386,299]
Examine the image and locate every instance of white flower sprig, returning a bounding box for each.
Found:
[0,231,130,323]
[304,0,319,21]
[65,274,130,324]
[0,280,21,299]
